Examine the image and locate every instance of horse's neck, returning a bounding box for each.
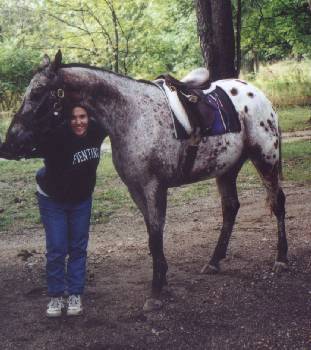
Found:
[62,67,160,138]
[62,66,152,101]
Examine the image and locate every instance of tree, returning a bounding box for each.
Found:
[239,0,310,69]
[194,0,236,80]
[0,43,40,110]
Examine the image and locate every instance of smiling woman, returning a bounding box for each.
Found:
[70,106,89,137]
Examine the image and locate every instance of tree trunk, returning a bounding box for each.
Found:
[194,0,213,72]
[194,0,237,81]
[236,0,242,77]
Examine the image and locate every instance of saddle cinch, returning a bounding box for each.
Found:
[155,73,241,141]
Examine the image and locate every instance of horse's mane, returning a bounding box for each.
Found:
[60,63,156,86]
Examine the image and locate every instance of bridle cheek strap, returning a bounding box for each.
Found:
[51,88,65,116]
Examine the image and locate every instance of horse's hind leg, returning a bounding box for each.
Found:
[251,159,288,271]
[127,181,168,311]
[201,165,242,274]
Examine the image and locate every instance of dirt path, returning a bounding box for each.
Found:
[0,182,310,349]
[283,130,311,143]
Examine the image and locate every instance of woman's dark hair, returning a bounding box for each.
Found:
[65,101,96,122]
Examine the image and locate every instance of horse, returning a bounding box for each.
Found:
[0,51,288,311]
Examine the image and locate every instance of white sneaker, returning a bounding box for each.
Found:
[67,295,83,316]
[46,297,65,317]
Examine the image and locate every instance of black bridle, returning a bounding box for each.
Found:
[32,85,66,134]
[50,88,65,117]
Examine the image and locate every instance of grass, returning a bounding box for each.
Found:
[245,59,311,107]
[278,106,311,132]
[0,159,44,230]
[281,140,311,183]
[0,139,310,233]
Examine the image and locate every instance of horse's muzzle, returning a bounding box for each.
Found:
[0,130,35,159]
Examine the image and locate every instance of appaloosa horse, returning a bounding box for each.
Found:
[0,51,287,311]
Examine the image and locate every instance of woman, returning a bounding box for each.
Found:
[36,105,105,317]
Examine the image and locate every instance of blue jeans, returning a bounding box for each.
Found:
[37,193,92,296]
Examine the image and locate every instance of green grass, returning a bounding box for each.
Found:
[282,140,311,183]
[0,159,44,230]
[169,180,211,206]
[0,139,310,233]
[278,106,311,132]
[244,59,311,107]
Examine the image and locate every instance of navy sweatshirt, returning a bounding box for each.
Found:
[36,123,105,203]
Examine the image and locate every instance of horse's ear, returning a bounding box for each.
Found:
[40,54,50,69]
[52,50,62,71]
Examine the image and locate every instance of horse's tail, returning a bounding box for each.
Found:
[278,125,284,181]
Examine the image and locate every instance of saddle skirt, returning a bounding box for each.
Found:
[154,76,241,140]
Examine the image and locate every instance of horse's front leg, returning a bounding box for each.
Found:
[128,181,168,311]
[148,221,168,300]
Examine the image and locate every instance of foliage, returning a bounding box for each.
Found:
[0,42,41,110]
[236,0,311,63]
[0,0,310,111]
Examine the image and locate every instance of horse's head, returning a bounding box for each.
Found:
[1,50,64,158]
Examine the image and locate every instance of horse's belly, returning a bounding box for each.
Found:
[182,133,244,183]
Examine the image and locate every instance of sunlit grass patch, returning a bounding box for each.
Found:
[244,60,311,107]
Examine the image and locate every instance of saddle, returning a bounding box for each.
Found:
[155,73,240,140]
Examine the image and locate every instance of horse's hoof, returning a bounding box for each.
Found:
[143,298,163,312]
[273,261,289,273]
[200,263,219,274]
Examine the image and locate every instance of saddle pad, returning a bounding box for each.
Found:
[172,86,241,139]
[202,86,241,137]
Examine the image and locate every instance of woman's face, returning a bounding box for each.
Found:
[70,107,89,137]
